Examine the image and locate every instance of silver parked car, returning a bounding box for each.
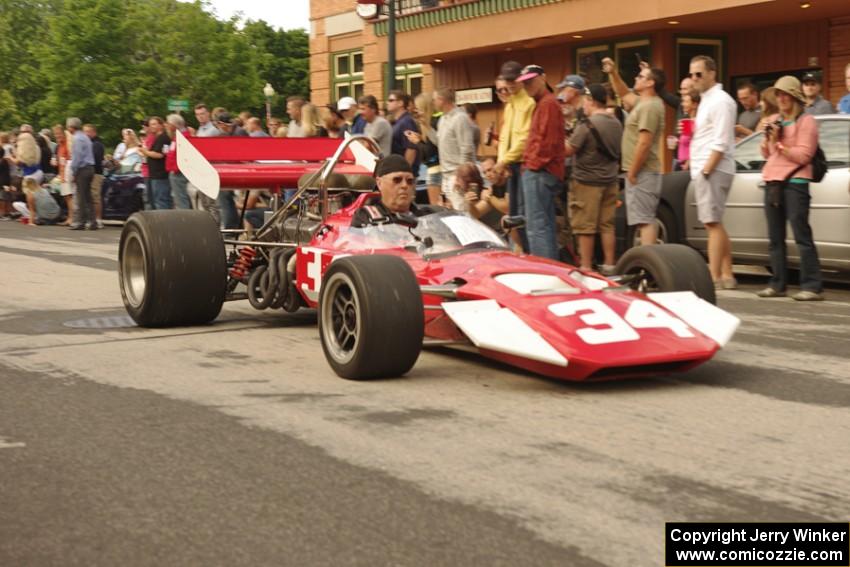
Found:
[657,114,850,278]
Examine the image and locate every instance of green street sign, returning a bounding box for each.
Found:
[167,98,189,112]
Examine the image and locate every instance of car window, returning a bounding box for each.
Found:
[817,119,850,168]
[735,132,766,173]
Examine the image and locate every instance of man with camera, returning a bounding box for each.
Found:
[563,84,622,274]
[602,56,665,247]
[689,55,738,290]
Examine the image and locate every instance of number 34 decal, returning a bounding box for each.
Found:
[549,298,695,345]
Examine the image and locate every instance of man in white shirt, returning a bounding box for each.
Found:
[286,96,306,138]
[689,55,738,289]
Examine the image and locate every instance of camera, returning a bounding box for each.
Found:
[765,119,783,138]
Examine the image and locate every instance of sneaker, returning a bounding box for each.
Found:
[0,216,11,221]
[715,277,738,290]
[791,290,824,301]
[87,223,98,231]
[756,287,786,298]
[96,219,104,229]
[598,264,617,277]
[68,224,85,230]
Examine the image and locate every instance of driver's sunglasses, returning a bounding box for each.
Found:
[391,175,415,185]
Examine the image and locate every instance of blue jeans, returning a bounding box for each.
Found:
[763,181,823,293]
[521,169,561,260]
[507,162,529,251]
[218,191,238,229]
[143,178,153,210]
[169,172,192,209]
[150,178,173,210]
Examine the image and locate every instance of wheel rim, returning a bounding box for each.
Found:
[632,218,668,247]
[624,266,661,294]
[321,272,361,365]
[122,232,147,308]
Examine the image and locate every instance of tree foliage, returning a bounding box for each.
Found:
[0,0,308,145]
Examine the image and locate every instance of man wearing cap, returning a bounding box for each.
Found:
[495,60,535,251]
[351,155,440,228]
[602,56,665,246]
[554,73,586,255]
[335,96,361,135]
[563,84,623,274]
[689,55,738,289]
[517,64,565,260]
[801,73,835,116]
[556,74,585,130]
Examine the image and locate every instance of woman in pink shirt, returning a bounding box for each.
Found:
[757,76,823,301]
[677,89,699,170]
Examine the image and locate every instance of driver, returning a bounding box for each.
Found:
[351,155,441,228]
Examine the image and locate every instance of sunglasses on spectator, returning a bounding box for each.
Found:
[689,72,703,78]
[496,87,510,94]
[387,98,398,102]
[390,175,414,185]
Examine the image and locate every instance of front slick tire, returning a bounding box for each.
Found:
[119,210,226,327]
[319,255,424,380]
[615,243,716,305]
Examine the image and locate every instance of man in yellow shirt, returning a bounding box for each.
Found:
[494,61,536,251]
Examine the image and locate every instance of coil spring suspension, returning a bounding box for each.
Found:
[229,246,256,282]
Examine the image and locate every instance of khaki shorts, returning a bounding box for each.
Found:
[90,173,104,201]
[625,171,661,226]
[692,170,733,224]
[569,180,618,235]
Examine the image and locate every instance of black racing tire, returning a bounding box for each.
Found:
[318,255,424,380]
[625,203,680,248]
[615,243,716,305]
[119,210,226,327]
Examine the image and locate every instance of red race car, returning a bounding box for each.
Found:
[118,135,739,381]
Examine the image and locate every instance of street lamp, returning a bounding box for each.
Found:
[263,82,275,133]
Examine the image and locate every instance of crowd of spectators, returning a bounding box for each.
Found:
[3,60,850,300]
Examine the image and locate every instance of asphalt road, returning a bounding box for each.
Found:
[1,221,849,566]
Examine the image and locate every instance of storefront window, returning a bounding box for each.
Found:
[576,39,650,85]
[332,49,364,103]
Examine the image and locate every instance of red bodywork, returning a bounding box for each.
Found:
[179,135,730,382]
[294,193,721,382]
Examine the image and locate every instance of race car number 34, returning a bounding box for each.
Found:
[549,298,695,345]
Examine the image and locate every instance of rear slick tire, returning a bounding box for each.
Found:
[615,243,716,305]
[119,210,226,327]
[319,255,424,380]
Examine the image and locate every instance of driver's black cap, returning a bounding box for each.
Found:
[374,154,413,177]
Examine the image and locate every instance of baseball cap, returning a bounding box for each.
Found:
[586,84,608,105]
[556,74,585,90]
[801,72,820,84]
[216,112,233,124]
[337,96,357,111]
[500,61,523,81]
[517,64,545,82]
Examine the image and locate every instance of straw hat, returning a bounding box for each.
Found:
[770,75,806,104]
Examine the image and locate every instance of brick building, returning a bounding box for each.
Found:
[309,0,850,164]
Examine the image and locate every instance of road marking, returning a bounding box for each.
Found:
[0,436,26,450]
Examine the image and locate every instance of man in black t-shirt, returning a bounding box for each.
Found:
[137,116,173,210]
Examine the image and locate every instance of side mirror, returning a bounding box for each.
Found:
[394,212,419,229]
[501,215,526,230]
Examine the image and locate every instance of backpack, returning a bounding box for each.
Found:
[810,145,827,183]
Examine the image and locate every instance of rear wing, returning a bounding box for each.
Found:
[176,132,378,198]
